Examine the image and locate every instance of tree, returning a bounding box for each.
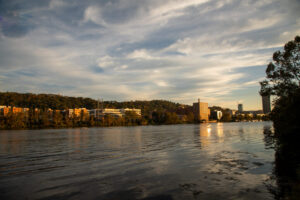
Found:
[64,115,73,127]
[40,110,50,128]
[260,36,300,131]
[125,111,140,125]
[186,112,195,123]
[89,116,95,126]
[52,112,64,127]
[260,36,300,97]
[165,112,180,124]
[221,112,232,122]
[260,37,300,199]
[151,111,166,124]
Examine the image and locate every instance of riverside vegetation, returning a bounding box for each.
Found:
[260,36,300,199]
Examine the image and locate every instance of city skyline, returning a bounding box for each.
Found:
[0,0,299,110]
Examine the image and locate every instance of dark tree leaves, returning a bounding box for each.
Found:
[260,36,300,97]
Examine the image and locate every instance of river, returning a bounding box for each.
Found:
[0,122,277,200]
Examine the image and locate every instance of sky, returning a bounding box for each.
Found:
[0,0,299,110]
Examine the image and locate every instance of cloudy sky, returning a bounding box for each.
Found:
[0,0,299,110]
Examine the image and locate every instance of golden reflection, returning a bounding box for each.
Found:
[0,132,27,154]
[101,127,143,149]
[133,127,142,150]
[68,128,89,149]
[198,124,211,147]
[217,123,224,138]
[102,128,123,148]
[207,127,211,135]
[195,123,225,147]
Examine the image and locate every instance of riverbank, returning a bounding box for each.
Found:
[0,120,270,131]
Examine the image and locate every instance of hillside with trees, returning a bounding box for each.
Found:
[0,92,190,113]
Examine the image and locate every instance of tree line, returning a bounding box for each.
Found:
[0,108,197,130]
[0,92,187,112]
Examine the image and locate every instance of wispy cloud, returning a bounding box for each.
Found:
[0,0,299,110]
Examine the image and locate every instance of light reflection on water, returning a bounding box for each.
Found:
[0,122,276,200]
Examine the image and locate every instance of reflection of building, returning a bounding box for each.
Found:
[217,123,224,138]
[194,124,211,148]
[238,104,243,112]
[262,95,271,114]
[194,123,225,148]
[193,99,209,122]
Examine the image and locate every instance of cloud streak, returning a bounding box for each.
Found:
[0,0,299,110]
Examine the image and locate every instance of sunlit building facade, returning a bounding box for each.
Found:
[120,108,141,116]
[68,108,89,117]
[193,99,209,122]
[0,106,27,116]
[89,108,141,118]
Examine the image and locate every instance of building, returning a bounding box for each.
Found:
[211,110,223,120]
[89,108,141,119]
[0,106,10,116]
[238,104,243,112]
[89,109,104,119]
[12,107,22,114]
[0,106,8,116]
[0,106,29,116]
[228,109,237,116]
[120,108,141,116]
[67,108,89,117]
[193,99,209,122]
[89,108,122,118]
[256,113,266,118]
[262,95,271,114]
[102,108,123,117]
[23,108,29,113]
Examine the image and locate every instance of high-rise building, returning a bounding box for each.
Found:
[193,99,209,122]
[238,104,243,112]
[262,95,271,114]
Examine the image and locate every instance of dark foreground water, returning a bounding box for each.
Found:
[0,122,276,200]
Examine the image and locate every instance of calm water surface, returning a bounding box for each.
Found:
[0,122,276,200]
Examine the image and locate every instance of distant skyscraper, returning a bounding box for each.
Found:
[262,95,271,114]
[238,104,243,112]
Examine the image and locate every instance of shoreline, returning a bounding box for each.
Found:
[0,120,271,131]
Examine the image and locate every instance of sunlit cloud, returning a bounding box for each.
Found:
[0,0,299,110]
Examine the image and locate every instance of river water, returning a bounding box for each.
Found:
[0,122,276,200]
